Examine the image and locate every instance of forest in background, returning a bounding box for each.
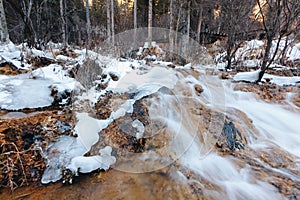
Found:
[0,0,300,81]
[1,1,298,44]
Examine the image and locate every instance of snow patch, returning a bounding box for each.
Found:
[233,70,261,82]
[246,39,264,50]
[263,74,300,86]
[115,66,178,92]
[288,43,300,61]
[0,65,75,110]
[41,136,86,184]
[132,119,145,139]
[0,74,54,110]
[42,113,115,184]
[67,146,116,174]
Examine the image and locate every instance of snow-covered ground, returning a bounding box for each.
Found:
[233,69,261,83]
[262,73,300,86]
[0,41,177,183]
[0,64,75,110]
[0,42,30,70]
[233,69,300,85]
[42,62,180,183]
[215,38,300,70]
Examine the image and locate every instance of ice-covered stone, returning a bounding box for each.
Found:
[67,146,116,174]
[132,119,145,139]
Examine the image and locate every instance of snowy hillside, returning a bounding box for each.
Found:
[215,38,300,73]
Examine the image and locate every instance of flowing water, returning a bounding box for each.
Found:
[1,67,299,200]
[177,75,300,199]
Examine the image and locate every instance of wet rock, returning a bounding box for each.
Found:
[94,91,131,120]
[233,83,293,103]
[0,166,211,200]
[0,62,27,75]
[91,94,169,160]
[194,84,204,95]
[178,168,222,198]
[90,114,146,155]
[75,59,103,89]
[292,93,300,107]
[220,72,230,79]
[50,86,72,108]
[28,56,55,69]
[109,72,119,81]
[55,121,72,134]
[231,148,300,199]
[270,179,300,199]
[167,63,176,69]
[259,147,296,168]
[62,168,75,185]
[264,77,272,83]
[216,117,246,151]
[101,73,108,79]
[94,92,113,119]
[54,48,79,58]
[96,82,108,91]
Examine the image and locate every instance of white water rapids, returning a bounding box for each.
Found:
[177,75,300,199]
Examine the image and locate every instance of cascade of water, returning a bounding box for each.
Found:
[222,81,300,157]
[171,73,298,199]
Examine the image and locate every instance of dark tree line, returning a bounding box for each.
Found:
[0,0,267,46]
[3,0,88,47]
[1,0,300,81]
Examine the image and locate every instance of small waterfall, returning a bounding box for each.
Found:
[222,81,300,157]
[164,72,299,199]
[98,68,299,198]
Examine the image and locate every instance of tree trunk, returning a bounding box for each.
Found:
[196,3,203,44]
[106,0,111,43]
[0,0,9,43]
[226,47,232,70]
[60,0,66,46]
[226,35,235,70]
[77,24,82,46]
[44,0,51,42]
[21,0,36,46]
[169,0,174,57]
[175,3,182,53]
[64,0,68,45]
[148,0,152,48]
[280,36,289,65]
[133,0,137,48]
[186,1,190,51]
[257,36,272,82]
[182,1,190,58]
[86,0,91,48]
[111,0,115,45]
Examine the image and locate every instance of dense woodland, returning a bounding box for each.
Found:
[0,0,300,79]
